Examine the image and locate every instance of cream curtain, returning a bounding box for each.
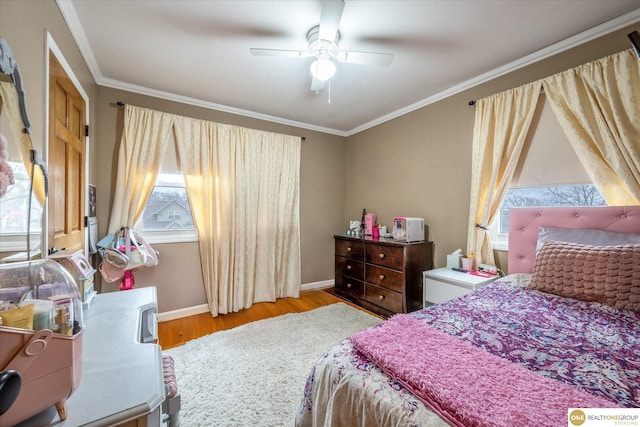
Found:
[543,49,640,205]
[172,118,301,317]
[0,81,46,205]
[107,105,173,233]
[467,82,543,265]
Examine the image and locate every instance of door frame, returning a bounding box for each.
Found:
[45,32,90,256]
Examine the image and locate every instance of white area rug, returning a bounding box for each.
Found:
[164,302,381,427]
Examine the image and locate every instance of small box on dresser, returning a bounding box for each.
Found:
[334,235,433,318]
[423,267,497,306]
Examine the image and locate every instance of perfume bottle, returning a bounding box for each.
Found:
[51,296,74,335]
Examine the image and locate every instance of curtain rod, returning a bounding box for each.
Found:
[468,87,546,106]
[114,101,306,141]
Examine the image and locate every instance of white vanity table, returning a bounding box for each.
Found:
[16,287,165,427]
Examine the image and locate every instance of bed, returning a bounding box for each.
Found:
[296,206,640,426]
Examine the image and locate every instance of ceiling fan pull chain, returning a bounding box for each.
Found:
[328,79,331,104]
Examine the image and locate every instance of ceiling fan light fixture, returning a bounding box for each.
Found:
[310,58,336,81]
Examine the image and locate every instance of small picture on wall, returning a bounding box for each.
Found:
[88,184,96,217]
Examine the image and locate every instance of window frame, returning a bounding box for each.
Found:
[0,161,43,252]
[488,218,508,251]
[133,172,197,245]
[488,183,607,251]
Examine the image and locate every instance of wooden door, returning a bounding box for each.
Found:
[48,52,86,254]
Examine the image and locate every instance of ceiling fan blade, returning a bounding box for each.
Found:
[339,51,393,67]
[250,48,309,58]
[310,77,325,91]
[318,0,345,42]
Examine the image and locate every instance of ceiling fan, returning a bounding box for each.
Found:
[250,0,393,92]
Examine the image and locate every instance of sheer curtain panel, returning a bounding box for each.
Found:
[543,49,640,205]
[110,105,301,315]
[467,82,543,265]
[0,82,46,205]
[108,105,173,233]
[173,117,301,317]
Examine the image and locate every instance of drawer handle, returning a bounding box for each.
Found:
[378,295,385,301]
[347,283,352,288]
[347,247,352,252]
[378,253,385,259]
[379,274,385,280]
[346,265,352,270]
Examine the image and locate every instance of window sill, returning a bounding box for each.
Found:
[0,234,42,252]
[139,233,198,245]
[491,240,508,252]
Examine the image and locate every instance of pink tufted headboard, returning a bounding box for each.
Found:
[508,206,640,274]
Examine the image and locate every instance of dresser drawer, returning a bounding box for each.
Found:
[365,243,404,270]
[335,255,364,280]
[365,284,403,313]
[334,235,433,317]
[335,239,364,260]
[335,274,365,299]
[365,264,403,292]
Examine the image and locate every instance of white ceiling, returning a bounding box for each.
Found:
[57,0,640,136]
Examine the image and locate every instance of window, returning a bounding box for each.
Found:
[489,184,607,250]
[487,95,608,250]
[135,172,197,244]
[0,161,42,252]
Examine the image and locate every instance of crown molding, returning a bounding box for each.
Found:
[346,8,640,136]
[98,77,347,136]
[57,1,640,137]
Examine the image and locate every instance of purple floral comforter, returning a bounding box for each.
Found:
[296,274,640,427]
[412,279,640,407]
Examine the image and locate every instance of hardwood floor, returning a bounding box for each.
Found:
[158,288,378,350]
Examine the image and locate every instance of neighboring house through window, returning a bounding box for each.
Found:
[134,140,197,244]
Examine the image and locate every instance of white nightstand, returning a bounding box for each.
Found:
[423,267,498,306]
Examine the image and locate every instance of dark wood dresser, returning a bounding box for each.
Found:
[334,235,433,317]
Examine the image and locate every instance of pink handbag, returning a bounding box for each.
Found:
[99,260,124,283]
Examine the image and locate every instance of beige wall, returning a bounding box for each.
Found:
[2,0,638,313]
[94,86,346,312]
[0,0,98,263]
[0,0,98,172]
[343,24,640,273]
[0,0,344,313]
[344,94,475,269]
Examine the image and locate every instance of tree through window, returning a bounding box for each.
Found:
[498,184,606,233]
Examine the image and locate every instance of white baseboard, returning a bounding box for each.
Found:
[300,279,334,291]
[158,303,209,322]
[158,279,335,322]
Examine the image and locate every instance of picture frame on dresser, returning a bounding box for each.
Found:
[334,234,433,317]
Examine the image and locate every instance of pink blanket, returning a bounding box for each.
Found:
[350,314,620,427]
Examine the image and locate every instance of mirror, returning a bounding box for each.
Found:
[0,39,47,263]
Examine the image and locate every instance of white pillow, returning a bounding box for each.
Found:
[535,226,640,252]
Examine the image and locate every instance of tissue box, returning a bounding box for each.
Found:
[446,254,461,269]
